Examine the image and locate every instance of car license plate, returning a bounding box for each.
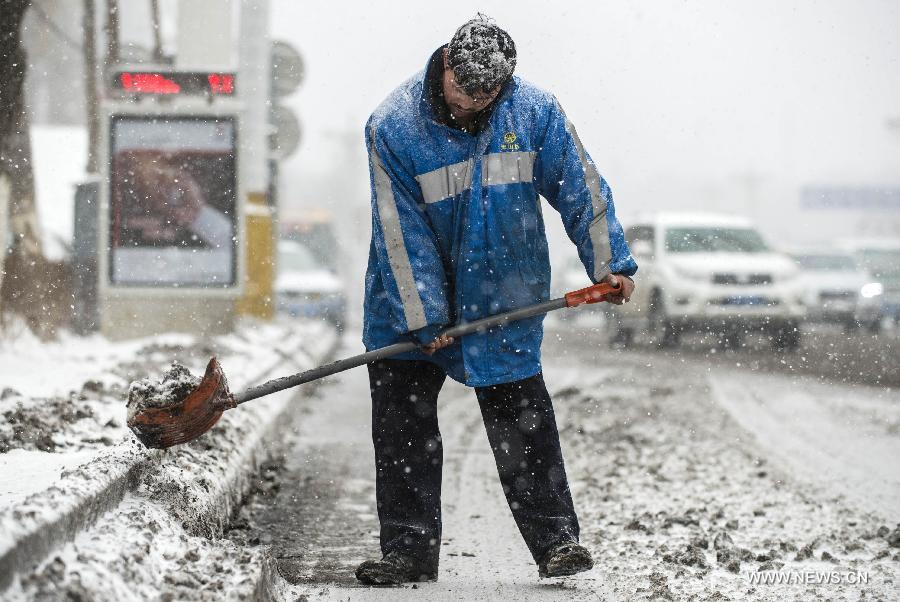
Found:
[726,296,766,306]
[824,301,853,310]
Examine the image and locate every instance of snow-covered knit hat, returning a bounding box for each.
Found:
[447,14,517,95]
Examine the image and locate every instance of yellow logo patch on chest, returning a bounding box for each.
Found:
[501,131,520,151]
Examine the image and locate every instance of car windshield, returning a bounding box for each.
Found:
[279,243,321,272]
[665,227,769,253]
[856,249,900,280]
[793,254,857,271]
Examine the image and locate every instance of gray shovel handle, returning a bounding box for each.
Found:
[234,296,568,405]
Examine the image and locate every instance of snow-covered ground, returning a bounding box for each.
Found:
[0,317,338,599]
[0,449,96,508]
[0,320,199,507]
[710,370,900,523]
[15,496,265,601]
[233,329,899,601]
[4,321,896,600]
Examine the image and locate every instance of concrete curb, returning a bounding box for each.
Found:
[0,444,156,592]
[0,323,339,593]
[255,553,285,602]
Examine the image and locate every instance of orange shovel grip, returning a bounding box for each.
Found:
[564,282,620,308]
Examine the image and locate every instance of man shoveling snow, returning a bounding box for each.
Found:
[357,14,637,585]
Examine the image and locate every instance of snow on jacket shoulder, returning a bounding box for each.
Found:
[363,64,637,387]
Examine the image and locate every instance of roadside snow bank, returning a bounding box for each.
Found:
[0,449,96,506]
[0,324,199,454]
[13,495,263,601]
[0,318,338,597]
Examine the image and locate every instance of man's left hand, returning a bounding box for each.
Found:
[422,334,454,355]
[602,273,634,305]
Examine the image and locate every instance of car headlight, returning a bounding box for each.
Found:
[860,282,883,298]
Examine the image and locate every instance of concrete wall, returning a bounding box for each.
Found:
[101,294,235,340]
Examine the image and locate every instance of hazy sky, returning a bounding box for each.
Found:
[270,1,900,242]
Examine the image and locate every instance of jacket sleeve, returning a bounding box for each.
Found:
[534,97,637,281]
[366,121,450,344]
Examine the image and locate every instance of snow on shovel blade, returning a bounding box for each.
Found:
[127,357,236,449]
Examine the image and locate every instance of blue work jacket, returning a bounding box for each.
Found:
[363,58,637,387]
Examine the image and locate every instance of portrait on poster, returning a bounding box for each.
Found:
[109,116,237,287]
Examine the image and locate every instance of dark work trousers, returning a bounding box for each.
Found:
[367,359,580,569]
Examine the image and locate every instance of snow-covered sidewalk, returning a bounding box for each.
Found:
[240,330,900,601]
[0,318,338,597]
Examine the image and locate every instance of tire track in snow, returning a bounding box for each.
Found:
[708,371,900,523]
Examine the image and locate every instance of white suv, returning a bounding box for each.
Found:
[611,213,806,350]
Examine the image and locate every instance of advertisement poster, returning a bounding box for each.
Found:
[109,116,237,287]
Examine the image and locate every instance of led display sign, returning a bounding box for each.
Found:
[113,71,236,96]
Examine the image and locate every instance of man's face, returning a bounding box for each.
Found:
[441,48,502,122]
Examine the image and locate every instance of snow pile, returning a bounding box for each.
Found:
[0,333,218,458]
[1,390,99,453]
[1,318,339,599]
[0,449,96,507]
[0,376,125,455]
[127,361,201,419]
[11,495,263,601]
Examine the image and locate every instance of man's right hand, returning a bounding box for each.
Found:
[422,334,454,355]
[602,273,634,305]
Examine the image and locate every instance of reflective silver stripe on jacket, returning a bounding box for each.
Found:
[416,152,537,204]
[558,101,612,280]
[371,141,428,330]
[416,159,474,204]
[481,151,536,187]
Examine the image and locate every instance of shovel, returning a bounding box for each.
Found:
[128,281,619,449]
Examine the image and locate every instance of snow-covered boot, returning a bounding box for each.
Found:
[355,551,438,586]
[538,541,594,578]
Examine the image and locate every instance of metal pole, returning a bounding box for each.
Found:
[104,0,119,70]
[150,0,163,63]
[83,0,99,174]
[236,0,274,318]
[239,0,270,194]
